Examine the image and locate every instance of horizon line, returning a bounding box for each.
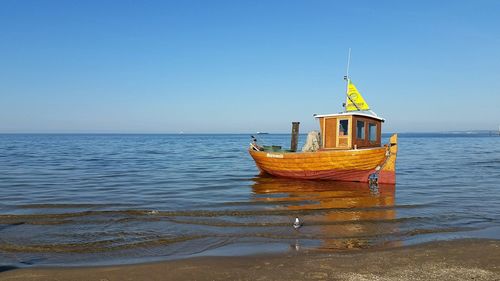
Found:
[0,130,497,135]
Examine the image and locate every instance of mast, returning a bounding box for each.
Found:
[345,48,351,91]
[343,48,360,111]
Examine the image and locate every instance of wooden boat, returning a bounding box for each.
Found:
[249,131,397,184]
[249,57,397,184]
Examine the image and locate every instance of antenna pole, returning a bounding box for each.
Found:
[346,48,351,81]
[343,48,359,111]
[345,48,351,93]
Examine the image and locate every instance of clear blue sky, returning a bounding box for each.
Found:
[1,0,499,133]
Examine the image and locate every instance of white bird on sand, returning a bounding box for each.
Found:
[293,217,302,229]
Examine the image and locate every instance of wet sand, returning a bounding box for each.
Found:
[1,239,499,281]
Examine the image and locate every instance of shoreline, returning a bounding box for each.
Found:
[1,238,499,281]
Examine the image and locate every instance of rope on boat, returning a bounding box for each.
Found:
[249,135,264,151]
[250,142,263,151]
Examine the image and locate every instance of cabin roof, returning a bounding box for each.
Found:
[314,111,385,122]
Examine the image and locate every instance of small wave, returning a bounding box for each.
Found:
[0,203,433,226]
[0,235,204,254]
[0,207,394,223]
[17,203,128,209]
[164,216,432,228]
[403,226,479,237]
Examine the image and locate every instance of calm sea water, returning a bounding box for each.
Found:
[0,133,499,267]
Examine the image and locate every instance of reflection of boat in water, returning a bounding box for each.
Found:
[251,177,399,250]
[249,53,397,184]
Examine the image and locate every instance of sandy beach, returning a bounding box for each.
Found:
[1,239,499,281]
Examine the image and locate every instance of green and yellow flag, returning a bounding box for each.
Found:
[345,81,370,111]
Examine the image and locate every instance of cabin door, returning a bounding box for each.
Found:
[323,117,337,149]
[337,119,350,148]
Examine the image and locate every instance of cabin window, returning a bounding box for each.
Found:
[339,120,349,136]
[356,121,365,140]
[368,123,377,142]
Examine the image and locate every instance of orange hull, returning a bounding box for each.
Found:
[249,134,398,184]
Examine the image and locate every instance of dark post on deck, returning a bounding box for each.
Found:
[290,122,300,152]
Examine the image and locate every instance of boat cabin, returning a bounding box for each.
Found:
[314,112,384,150]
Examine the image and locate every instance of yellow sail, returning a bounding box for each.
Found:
[345,81,370,111]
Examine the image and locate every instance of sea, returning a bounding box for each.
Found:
[0,133,499,267]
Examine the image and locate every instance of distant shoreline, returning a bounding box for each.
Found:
[1,239,498,281]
